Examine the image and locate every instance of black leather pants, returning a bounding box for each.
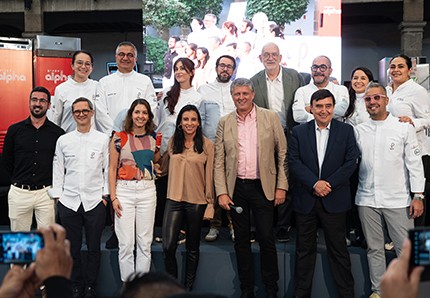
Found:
[162,199,206,290]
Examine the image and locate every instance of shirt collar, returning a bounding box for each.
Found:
[314,120,331,131]
[24,117,53,128]
[236,104,257,121]
[265,68,282,82]
[115,70,135,77]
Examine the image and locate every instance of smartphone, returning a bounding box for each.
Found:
[0,232,44,264]
[409,227,430,267]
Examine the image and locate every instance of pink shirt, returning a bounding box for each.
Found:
[237,105,259,179]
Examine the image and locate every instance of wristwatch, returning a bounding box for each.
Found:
[413,193,425,201]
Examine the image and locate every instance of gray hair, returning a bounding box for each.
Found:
[365,81,387,95]
[115,41,138,57]
[230,78,254,94]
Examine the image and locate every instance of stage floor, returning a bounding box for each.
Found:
[1,226,430,298]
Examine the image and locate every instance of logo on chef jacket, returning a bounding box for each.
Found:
[0,69,27,83]
[45,69,68,84]
[90,152,96,159]
[412,145,421,156]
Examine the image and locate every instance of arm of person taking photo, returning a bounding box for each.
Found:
[380,238,424,298]
[0,224,73,298]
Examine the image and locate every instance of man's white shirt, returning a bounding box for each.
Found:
[197,80,235,142]
[265,70,286,128]
[51,129,109,212]
[293,81,349,123]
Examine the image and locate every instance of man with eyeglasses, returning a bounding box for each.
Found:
[355,82,425,298]
[50,97,109,298]
[293,55,349,124]
[95,41,156,134]
[250,42,304,242]
[2,86,65,232]
[198,55,237,242]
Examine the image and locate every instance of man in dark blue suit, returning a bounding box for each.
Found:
[288,89,359,298]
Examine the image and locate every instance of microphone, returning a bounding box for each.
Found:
[229,204,243,214]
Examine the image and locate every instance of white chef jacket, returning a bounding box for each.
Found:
[198,80,235,142]
[51,76,98,133]
[355,113,425,208]
[95,70,156,134]
[293,81,349,123]
[50,129,110,212]
[345,93,370,126]
[387,79,430,155]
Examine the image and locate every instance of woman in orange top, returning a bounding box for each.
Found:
[109,99,160,282]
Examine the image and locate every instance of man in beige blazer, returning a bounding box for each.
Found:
[215,78,288,298]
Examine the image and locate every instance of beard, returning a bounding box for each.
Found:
[30,107,47,119]
[217,72,232,83]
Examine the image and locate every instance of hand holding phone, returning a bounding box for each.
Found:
[0,232,44,264]
[35,224,72,281]
[0,224,72,298]
[381,236,424,298]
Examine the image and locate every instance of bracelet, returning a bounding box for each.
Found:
[112,198,117,203]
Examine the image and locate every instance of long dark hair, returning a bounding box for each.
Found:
[172,105,203,154]
[123,98,155,134]
[164,58,195,115]
[345,66,374,119]
[196,47,210,69]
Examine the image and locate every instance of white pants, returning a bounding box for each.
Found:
[8,185,55,231]
[115,179,157,281]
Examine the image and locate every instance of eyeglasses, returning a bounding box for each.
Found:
[72,109,92,116]
[30,98,49,104]
[75,60,93,67]
[262,52,279,59]
[218,63,234,70]
[363,94,386,102]
[116,52,135,59]
[311,64,329,72]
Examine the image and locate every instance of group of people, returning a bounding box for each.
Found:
[1,18,430,298]
[162,13,296,91]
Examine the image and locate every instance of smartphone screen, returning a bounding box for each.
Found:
[0,232,44,264]
[409,228,430,267]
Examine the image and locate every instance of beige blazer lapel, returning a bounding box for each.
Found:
[224,112,239,198]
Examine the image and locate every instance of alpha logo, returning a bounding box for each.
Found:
[45,70,68,84]
[0,69,27,83]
